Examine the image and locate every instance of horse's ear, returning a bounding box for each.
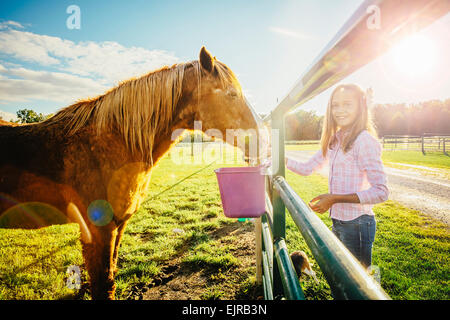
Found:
[199,46,214,73]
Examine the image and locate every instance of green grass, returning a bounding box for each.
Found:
[0,144,449,300]
[114,146,261,299]
[0,225,85,300]
[285,171,450,300]
[286,143,450,170]
[285,143,321,151]
[381,150,450,170]
[0,146,261,300]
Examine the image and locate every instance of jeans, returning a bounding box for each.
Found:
[332,215,376,268]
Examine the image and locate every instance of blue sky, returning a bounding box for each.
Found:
[0,0,449,121]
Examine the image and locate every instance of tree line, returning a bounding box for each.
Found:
[284,98,450,139]
[3,99,449,139]
[0,108,51,124]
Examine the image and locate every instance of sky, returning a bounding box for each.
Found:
[0,0,449,122]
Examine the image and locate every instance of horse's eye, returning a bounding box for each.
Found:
[229,91,238,98]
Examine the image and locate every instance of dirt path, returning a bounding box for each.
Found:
[286,151,450,226]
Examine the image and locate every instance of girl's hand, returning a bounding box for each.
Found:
[261,158,272,168]
[262,157,289,167]
[309,194,336,214]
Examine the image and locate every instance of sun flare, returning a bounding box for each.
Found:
[390,34,437,76]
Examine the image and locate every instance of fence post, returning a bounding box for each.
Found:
[270,109,286,299]
[444,138,447,155]
[421,135,425,155]
[255,218,263,284]
[191,134,194,157]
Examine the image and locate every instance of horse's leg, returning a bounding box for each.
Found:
[81,226,118,300]
[112,219,128,274]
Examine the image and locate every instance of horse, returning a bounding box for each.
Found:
[0,47,267,299]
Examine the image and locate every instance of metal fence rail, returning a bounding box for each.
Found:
[261,211,305,300]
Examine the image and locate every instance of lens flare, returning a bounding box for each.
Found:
[87,200,114,227]
[0,201,67,228]
[390,34,437,77]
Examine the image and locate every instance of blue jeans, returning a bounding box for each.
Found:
[332,215,376,268]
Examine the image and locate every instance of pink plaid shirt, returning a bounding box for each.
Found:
[286,130,388,221]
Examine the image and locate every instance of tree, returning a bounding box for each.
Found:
[389,111,407,135]
[16,109,46,124]
[284,110,324,140]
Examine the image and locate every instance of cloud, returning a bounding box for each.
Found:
[0,30,62,65]
[0,21,182,106]
[0,20,24,30]
[0,28,181,83]
[268,26,311,40]
[0,109,17,122]
[0,66,108,103]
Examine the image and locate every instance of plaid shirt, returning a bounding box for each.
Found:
[286,130,388,221]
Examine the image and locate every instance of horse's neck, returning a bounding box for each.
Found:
[151,102,196,166]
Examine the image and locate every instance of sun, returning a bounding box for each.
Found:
[390,34,437,76]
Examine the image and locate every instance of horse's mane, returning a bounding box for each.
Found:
[44,59,239,164]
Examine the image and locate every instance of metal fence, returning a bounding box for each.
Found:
[382,135,449,155]
[257,0,449,300]
[287,135,450,155]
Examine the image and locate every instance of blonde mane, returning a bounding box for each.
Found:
[46,63,192,164]
[45,59,240,164]
[45,58,239,163]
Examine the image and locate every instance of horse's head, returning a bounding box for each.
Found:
[183,47,269,163]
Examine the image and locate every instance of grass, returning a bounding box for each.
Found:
[286,143,450,170]
[381,150,450,170]
[285,171,450,300]
[0,143,448,300]
[0,145,261,300]
[0,225,85,300]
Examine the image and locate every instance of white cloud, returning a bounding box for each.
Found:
[0,109,17,122]
[0,30,61,65]
[0,20,24,30]
[0,65,109,103]
[0,21,182,106]
[268,26,311,40]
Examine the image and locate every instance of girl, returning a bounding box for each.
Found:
[285,84,388,268]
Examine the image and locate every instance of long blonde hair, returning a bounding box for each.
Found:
[320,84,377,157]
[43,60,238,164]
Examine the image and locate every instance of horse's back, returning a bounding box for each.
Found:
[0,119,20,126]
[0,122,45,167]
[0,122,69,224]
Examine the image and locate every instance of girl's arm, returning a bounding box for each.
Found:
[309,133,388,213]
[355,134,389,204]
[286,149,328,176]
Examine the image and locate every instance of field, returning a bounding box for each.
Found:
[0,146,261,300]
[286,143,450,170]
[285,172,450,300]
[0,144,449,300]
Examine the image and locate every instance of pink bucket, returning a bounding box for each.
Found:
[214,166,266,218]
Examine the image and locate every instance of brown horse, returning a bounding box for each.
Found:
[0,47,265,299]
